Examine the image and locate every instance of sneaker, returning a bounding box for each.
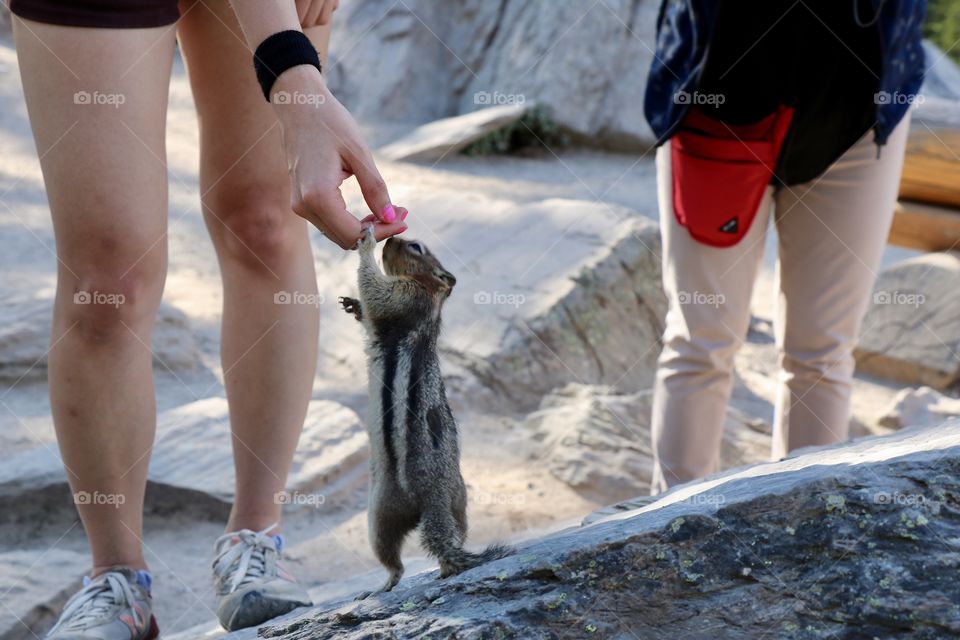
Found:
[212,523,312,631]
[46,568,158,640]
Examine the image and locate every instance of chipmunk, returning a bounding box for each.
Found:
[340,225,511,596]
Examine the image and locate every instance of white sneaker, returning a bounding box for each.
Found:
[212,523,312,631]
[46,568,158,640]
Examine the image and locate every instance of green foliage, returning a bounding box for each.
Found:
[460,105,568,157]
[926,0,960,64]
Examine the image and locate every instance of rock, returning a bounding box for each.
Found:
[526,384,770,503]
[379,103,532,162]
[252,422,960,639]
[451,217,666,409]
[879,386,960,430]
[0,298,200,382]
[0,549,85,640]
[0,398,368,512]
[328,0,659,150]
[921,40,960,101]
[149,397,369,505]
[855,252,960,389]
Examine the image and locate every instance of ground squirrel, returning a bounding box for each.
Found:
[340,226,511,595]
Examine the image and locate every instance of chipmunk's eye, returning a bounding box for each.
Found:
[408,242,425,256]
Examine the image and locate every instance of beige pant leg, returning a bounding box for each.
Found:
[650,141,774,493]
[771,116,910,458]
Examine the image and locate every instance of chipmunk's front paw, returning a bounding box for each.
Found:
[357,223,377,254]
[339,296,363,321]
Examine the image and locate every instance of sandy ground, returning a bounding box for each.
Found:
[0,31,915,636]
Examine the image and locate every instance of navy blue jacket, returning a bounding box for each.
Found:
[644,0,927,146]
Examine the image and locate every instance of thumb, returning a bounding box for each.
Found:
[353,153,396,223]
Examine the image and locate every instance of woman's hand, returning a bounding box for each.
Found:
[271,66,407,249]
[295,0,340,27]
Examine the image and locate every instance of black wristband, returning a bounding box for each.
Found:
[253,30,322,102]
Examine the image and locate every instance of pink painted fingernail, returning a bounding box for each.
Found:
[382,205,396,223]
[400,208,408,221]
[398,224,408,233]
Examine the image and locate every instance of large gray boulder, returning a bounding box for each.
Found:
[921,40,960,102]
[246,422,959,639]
[379,103,533,162]
[526,383,769,502]
[0,398,368,512]
[328,0,659,150]
[0,298,200,382]
[855,252,960,389]
[0,550,85,640]
[453,217,666,409]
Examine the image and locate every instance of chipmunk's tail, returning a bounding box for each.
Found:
[420,512,513,576]
[437,543,514,576]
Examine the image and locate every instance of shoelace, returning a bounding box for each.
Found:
[48,572,144,634]
[212,523,281,594]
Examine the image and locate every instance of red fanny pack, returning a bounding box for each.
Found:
[670,105,794,247]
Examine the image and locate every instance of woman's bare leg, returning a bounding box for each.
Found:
[13,18,175,573]
[177,0,327,532]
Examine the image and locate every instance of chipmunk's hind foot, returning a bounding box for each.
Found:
[354,569,402,601]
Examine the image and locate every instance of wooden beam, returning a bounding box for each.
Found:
[889,201,960,252]
[899,127,960,209]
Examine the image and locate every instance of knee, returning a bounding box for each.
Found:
[61,263,164,344]
[205,186,303,272]
[658,316,742,379]
[781,339,855,386]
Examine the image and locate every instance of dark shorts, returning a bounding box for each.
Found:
[9,0,180,29]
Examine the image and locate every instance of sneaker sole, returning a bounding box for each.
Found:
[223,592,311,631]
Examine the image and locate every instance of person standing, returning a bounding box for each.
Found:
[645,0,926,492]
[10,0,408,636]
